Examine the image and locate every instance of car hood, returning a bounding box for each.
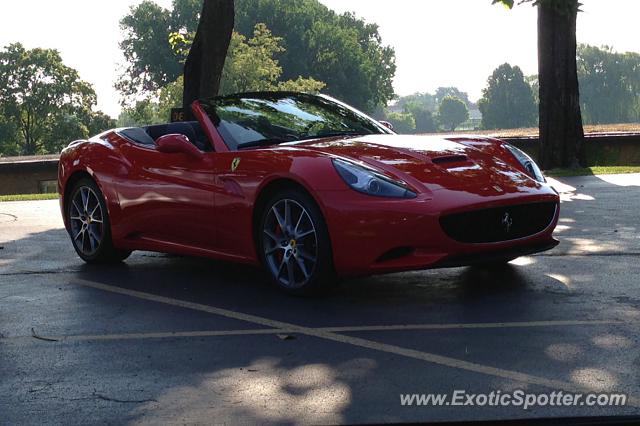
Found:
[294,134,543,195]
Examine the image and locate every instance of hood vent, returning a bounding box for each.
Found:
[431,154,468,165]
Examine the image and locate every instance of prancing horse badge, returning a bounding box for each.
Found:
[231,157,241,172]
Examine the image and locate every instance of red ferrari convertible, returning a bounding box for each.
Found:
[58,92,559,293]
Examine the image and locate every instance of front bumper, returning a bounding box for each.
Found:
[317,189,560,276]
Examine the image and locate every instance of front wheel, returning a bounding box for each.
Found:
[67,178,131,263]
[257,189,335,295]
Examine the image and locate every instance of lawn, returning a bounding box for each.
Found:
[439,123,640,138]
[545,166,640,177]
[0,193,59,202]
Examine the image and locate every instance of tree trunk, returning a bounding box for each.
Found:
[183,0,234,115]
[537,1,584,169]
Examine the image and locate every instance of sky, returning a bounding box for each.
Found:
[1,0,638,118]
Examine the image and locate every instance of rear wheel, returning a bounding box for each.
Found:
[258,189,335,295]
[67,178,130,263]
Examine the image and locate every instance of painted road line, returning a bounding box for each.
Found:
[321,319,631,332]
[6,319,634,343]
[72,278,640,407]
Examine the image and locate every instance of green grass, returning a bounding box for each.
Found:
[545,166,640,177]
[0,193,59,202]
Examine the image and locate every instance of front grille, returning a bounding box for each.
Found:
[440,201,557,243]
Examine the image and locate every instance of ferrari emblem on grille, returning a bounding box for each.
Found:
[501,212,513,233]
[231,157,241,172]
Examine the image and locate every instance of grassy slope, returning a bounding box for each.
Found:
[0,193,59,202]
[545,166,640,177]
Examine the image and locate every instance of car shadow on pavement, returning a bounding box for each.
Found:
[4,175,640,424]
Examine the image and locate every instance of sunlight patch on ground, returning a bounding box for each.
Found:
[546,177,575,194]
[546,177,596,202]
[554,225,571,233]
[563,238,619,254]
[132,357,374,424]
[546,273,573,290]
[570,368,618,392]
[545,343,583,362]
[509,256,535,266]
[561,192,596,202]
[592,334,634,350]
[596,174,640,187]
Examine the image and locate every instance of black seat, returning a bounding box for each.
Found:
[119,127,155,145]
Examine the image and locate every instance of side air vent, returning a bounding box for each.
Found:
[431,154,468,164]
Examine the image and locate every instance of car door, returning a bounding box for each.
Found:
[116,139,218,251]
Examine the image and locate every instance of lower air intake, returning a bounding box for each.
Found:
[440,201,557,243]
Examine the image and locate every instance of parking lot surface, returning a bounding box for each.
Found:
[1,174,640,424]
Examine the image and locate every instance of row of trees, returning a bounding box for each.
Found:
[118,22,326,126]
[0,44,115,156]
[117,0,395,114]
[382,93,471,134]
[385,43,640,134]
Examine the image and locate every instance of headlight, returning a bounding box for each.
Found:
[504,144,545,183]
[332,158,416,198]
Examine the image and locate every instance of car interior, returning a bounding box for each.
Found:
[119,121,213,152]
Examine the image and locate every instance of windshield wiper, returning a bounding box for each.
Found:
[299,131,367,141]
[237,138,294,149]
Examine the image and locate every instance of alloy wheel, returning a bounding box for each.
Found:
[69,186,104,257]
[262,199,318,289]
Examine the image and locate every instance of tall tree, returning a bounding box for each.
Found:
[438,96,469,132]
[117,1,179,101]
[494,0,584,169]
[183,0,235,112]
[0,43,99,155]
[117,0,396,112]
[434,87,471,107]
[172,23,325,96]
[578,44,640,124]
[478,63,537,129]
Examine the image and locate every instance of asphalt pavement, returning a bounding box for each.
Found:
[1,174,639,424]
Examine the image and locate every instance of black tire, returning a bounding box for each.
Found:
[66,178,131,264]
[257,188,336,295]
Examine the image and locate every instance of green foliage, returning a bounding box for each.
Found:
[0,43,109,155]
[118,0,396,112]
[117,0,180,102]
[85,111,117,136]
[438,96,469,131]
[385,111,415,134]
[395,92,438,114]
[276,77,327,93]
[402,103,437,133]
[157,76,185,123]
[492,0,581,14]
[0,117,19,156]
[478,63,537,129]
[391,88,470,133]
[117,99,162,127]
[434,87,471,107]
[412,108,438,133]
[577,44,640,124]
[220,24,283,94]
[0,193,59,202]
[168,23,325,100]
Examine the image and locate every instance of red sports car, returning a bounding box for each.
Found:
[58,92,559,294]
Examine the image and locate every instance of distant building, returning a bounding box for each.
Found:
[458,108,482,131]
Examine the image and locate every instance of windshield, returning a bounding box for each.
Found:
[200,93,391,150]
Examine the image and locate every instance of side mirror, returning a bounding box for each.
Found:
[379,120,394,131]
[155,134,203,159]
